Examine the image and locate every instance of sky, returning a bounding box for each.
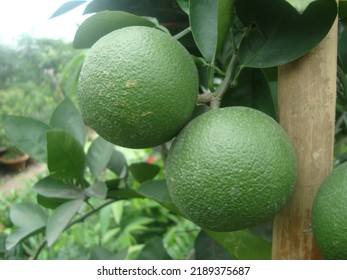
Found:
[0,0,90,45]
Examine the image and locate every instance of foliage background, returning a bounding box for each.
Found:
[0,36,81,147]
[0,0,346,260]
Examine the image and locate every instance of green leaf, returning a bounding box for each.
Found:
[87,136,114,177]
[83,0,119,14]
[249,222,273,243]
[0,235,6,254]
[236,0,337,68]
[193,56,211,89]
[4,116,51,162]
[191,104,210,120]
[98,205,113,235]
[216,0,234,52]
[107,188,144,200]
[129,162,160,183]
[221,68,277,119]
[107,149,128,178]
[339,27,347,73]
[206,229,272,260]
[137,237,172,260]
[189,0,218,63]
[176,0,189,14]
[84,181,108,199]
[6,202,47,250]
[195,231,232,260]
[46,199,84,247]
[337,68,347,107]
[105,178,121,190]
[137,180,179,214]
[33,176,85,200]
[73,11,157,49]
[112,200,126,226]
[37,195,70,210]
[262,67,278,111]
[50,1,87,18]
[50,98,86,146]
[285,0,314,13]
[90,246,128,260]
[47,130,86,180]
[137,180,169,202]
[59,51,85,95]
[189,0,234,63]
[340,0,347,18]
[9,202,47,230]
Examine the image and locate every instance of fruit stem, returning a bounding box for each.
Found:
[173,27,191,40]
[210,53,239,109]
[197,90,213,104]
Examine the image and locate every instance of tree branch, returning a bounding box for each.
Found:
[210,54,239,109]
[197,91,213,104]
[67,199,115,228]
[30,199,116,260]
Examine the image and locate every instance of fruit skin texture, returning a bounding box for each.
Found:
[312,162,347,260]
[166,107,297,232]
[77,26,198,148]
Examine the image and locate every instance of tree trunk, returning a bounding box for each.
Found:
[272,20,338,259]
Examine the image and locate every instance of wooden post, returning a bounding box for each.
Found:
[272,20,338,259]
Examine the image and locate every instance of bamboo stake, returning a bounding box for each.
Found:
[272,20,338,259]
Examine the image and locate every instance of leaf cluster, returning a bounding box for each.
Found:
[0,37,81,147]
[2,0,347,260]
[2,98,182,259]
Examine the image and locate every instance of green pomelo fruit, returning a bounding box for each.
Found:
[312,162,347,260]
[77,26,198,148]
[166,106,297,232]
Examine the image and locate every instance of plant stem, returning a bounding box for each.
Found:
[30,199,116,260]
[197,91,213,104]
[30,239,46,260]
[210,54,239,109]
[67,199,115,228]
[173,27,191,40]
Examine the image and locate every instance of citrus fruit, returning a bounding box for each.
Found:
[77,26,198,148]
[312,162,347,260]
[166,106,297,232]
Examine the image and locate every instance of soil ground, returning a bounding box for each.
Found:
[0,163,46,194]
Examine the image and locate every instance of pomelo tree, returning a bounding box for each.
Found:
[2,0,346,259]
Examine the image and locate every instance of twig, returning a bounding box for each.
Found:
[173,27,191,40]
[30,199,116,260]
[197,91,213,104]
[210,54,239,109]
[67,199,115,228]
[30,239,46,260]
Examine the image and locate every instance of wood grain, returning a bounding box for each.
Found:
[272,20,338,259]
